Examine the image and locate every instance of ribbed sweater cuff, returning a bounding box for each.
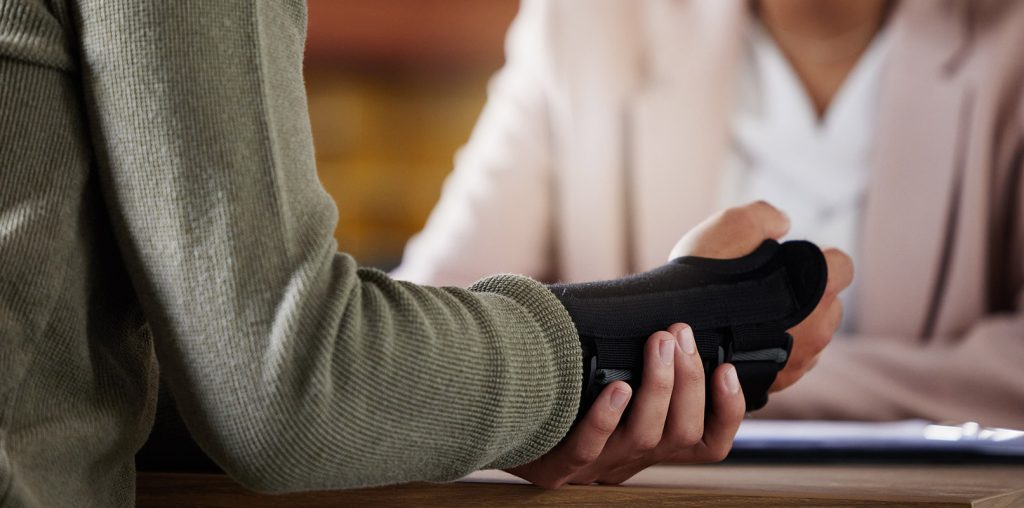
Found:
[468,274,582,469]
[0,2,75,70]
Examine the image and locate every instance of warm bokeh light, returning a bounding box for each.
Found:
[304,0,518,269]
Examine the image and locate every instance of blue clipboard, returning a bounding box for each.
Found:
[728,420,1024,463]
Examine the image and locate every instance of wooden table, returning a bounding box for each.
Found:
[137,464,1024,507]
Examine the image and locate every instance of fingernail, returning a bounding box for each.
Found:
[678,326,696,355]
[724,365,740,394]
[610,388,630,411]
[660,338,675,365]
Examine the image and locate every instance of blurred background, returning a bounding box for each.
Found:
[306,0,519,270]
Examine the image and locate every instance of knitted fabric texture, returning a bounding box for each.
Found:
[0,1,581,506]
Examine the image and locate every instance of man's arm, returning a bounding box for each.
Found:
[72,0,581,491]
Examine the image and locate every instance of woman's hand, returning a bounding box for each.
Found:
[507,323,745,488]
[510,201,850,488]
[771,247,853,391]
[668,200,853,393]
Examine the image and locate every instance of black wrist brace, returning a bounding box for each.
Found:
[549,240,827,415]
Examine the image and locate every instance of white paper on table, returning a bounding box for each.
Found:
[733,420,1024,456]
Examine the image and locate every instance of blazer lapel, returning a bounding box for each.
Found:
[857,1,973,338]
[628,0,747,271]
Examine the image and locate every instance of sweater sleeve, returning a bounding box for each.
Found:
[70,0,581,491]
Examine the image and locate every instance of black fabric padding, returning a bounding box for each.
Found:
[550,240,828,417]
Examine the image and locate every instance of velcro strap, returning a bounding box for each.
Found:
[734,360,783,410]
[592,338,643,371]
[732,348,789,363]
[590,329,728,371]
[731,322,786,352]
[595,369,633,383]
[570,269,796,340]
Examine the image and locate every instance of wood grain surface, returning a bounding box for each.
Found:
[137,464,1024,507]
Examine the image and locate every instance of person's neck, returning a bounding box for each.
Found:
[755,0,892,117]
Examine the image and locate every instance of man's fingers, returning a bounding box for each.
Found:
[512,381,630,488]
[563,382,631,467]
[698,364,746,463]
[823,248,854,298]
[579,330,680,485]
[616,331,676,454]
[661,324,705,454]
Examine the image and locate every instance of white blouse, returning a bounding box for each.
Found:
[719,21,892,332]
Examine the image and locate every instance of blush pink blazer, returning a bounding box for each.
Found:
[394,0,1024,428]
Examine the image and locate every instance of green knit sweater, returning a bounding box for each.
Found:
[0,1,582,506]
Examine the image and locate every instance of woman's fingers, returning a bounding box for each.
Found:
[774,292,841,392]
[670,200,791,260]
[746,200,792,241]
[823,247,854,298]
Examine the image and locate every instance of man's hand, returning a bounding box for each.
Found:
[669,200,853,392]
[510,201,849,489]
[507,323,745,488]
